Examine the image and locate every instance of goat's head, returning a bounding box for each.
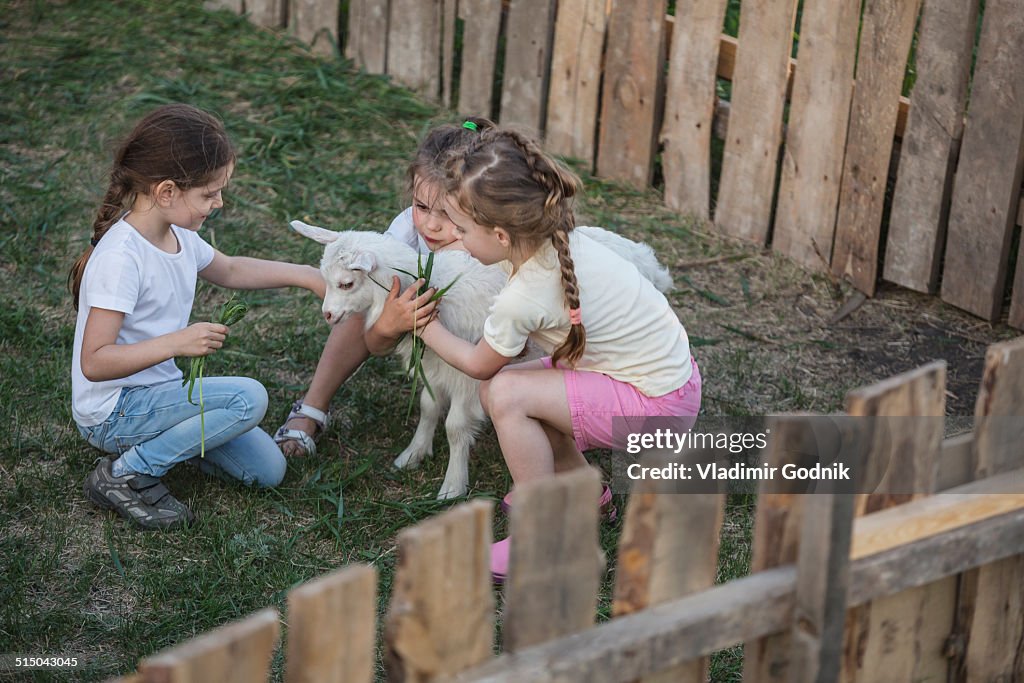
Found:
[292,220,385,325]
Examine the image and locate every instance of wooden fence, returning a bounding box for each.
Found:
[109,335,1024,682]
[207,0,1024,330]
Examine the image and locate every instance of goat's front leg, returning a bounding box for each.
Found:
[435,390,485,500]
[393,388,442,470]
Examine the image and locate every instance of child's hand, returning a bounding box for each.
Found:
[377,277,438,338]
[176,322,229,357]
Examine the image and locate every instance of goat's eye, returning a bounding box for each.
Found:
[339,281,354,290]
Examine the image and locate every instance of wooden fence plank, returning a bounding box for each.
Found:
[204,0,243,13]
[832,0,922,295]
[384,500,494,680]
[595,0,668,189]
[962,336,1024,682]
[841,362,951,683]
[289,0,340,56]
[140,609,280,683]
[714,0,798,243]
[456,0,502,118]
[442,0,457,108]
[772,0,861,272]
[545,0,607,165]
[387,0,442,101]
[883,0,980,294]
[345,0,388,74]
[940,0,1024,321]
[284,564,376,683]
[248,0,286,28]
[612,448,725,683]
[499,0,557,134]
[503,467,604,653]
[660,0,728,220]
[743,416,817,683]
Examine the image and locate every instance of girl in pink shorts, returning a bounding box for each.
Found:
[418,127,701,581]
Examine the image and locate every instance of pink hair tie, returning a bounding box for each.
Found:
[568,307,582,325]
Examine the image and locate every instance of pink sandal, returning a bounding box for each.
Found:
[498,484,617,523]
[491,537,511,584]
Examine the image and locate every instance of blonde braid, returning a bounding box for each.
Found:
[550,228,586,367]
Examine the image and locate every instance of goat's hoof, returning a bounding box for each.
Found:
[436,482,467,501]
[393,449,428,470]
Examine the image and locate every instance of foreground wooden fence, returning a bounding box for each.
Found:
[207,0,1024,330]
[110,335,1024,682]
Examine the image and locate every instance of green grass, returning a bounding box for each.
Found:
[0,1,1014,681]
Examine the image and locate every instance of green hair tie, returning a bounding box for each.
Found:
[462,121,478,131]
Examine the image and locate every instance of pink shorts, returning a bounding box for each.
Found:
[542,357,702,452]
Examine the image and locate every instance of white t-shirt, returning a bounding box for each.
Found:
[72,218,216,426]
[483,229,692,397]
[383,207,430,254]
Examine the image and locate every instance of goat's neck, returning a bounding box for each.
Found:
[363,258,419,329]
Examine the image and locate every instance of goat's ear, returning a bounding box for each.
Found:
[348,251,377,273]
[291,220,340,245]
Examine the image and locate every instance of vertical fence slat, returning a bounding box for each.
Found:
[940,0,1024,321]
[961,336,1024,681]
[503,467,604,653]
[660,0,728,220]
[500,0,557,134]
[595,0,668,189]
[611,448,725,683]
[883,0,980,294]
[545,0,607,165]
[290,0,340,56]
[442,0,457,108]
[831,0,923,295]
[772,0,861,271]
[840,362,951,683]
[248,0,286,28]
[714,0,798,242]
[742,416,816,683]
[457,0,502,118]
[140,609,280,683]
[284,564,376,683]
[384,500,495,680]
[345,0,388,74]
[387,0,443,101]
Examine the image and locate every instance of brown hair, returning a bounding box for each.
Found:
[445,127,586,367]
[67,103,236,309]
[406,116,495,208]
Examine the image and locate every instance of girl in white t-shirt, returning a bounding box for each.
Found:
[273,117,494,457]
[418,128,702,582]
[70,104,326,530]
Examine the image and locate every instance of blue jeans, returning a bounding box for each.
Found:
[77,377,286,487]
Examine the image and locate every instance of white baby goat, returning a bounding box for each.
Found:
[292,220,673,500]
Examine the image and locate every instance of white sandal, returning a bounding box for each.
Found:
[273,401,330,457]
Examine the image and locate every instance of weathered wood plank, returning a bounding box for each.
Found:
[441,0,457,108]
[140,609,280,683]
[940,0,1024,321]
[772,0,861,271]
[248,0,286,28]
[503,467,604,652]
[345,0,388,74]
[545,0,607,165]
[387,0,442,101]
[832,0,923,295]
[383,500,494,680]
[289,0,340,56]
[612,449,724,683]
[284,564,376,683]
[499,0,557,134]
[714,0,798,243]
[938,432,974,491]
[452,481,1024,683]
[595,0,668,189]
[660,0,729,220]
[883,0,980,293]
[456,0,502,118]
[204,0,243,13]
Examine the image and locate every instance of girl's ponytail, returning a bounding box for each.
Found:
[550,228,586,367]
[68,168,132,309]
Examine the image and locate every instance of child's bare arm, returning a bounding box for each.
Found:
[419,320,510,380]
[200,251,325,298]
[79,307,227,382]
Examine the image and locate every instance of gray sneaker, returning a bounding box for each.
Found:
[83,457,195,530]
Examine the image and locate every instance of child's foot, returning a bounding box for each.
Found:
[83,457,194,531]
[499,484,617,523]
[273,401,329,457]
[491,537,511,584]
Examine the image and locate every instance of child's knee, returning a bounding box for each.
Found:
[251,451,287,488]
[233,377,269,423]
[481,373,524,420]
